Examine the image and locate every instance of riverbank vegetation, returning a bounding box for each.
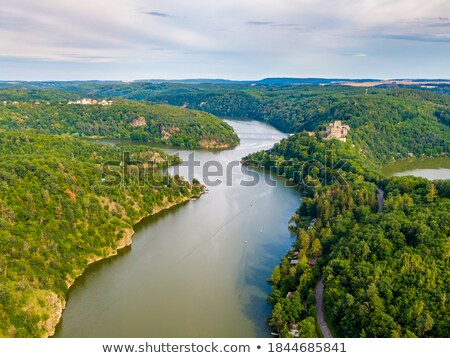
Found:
[244,131,450,337]
[3,83,450,158]
[157,87,450,162]
[1,83,450,338]
[0,130,203,337]
[20,82,450,162]
[0,95,239,149]
[20,82,450,159]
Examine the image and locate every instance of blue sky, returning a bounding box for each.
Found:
[1,0,450,80]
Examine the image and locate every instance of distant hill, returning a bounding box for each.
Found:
[0,94,239,149]
[105,77,378,85]
[1,82,449,161]
[0,77,382,87]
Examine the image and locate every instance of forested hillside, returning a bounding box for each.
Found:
[0,131,203,337]
[17,82,450,163]
[159,88,450,161]
[0,95,239,149]
[244,133,450,337]
[1,83,450,338]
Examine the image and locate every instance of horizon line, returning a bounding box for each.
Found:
[2,77,450,83]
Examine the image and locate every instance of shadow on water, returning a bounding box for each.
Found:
[243,239,293,287]
[242,294,273,337]
[381,157,450,180]
[240,236,296,337]
[55,119,301,338]
[53,245,132,337]
[54,200,192,337]
[133,199,191,230]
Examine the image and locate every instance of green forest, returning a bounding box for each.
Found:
[152,87,450,163]
[3,82,450,159]
[16,81,450,163]
[0,130,204,337]
[244,131,450,337]
[0,94,239,149]
[1,82,450,338]
[20,81,450,147]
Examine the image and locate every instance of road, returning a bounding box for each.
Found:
[313,187,383,339]
[314,278,333,338]
[377,187,384,213]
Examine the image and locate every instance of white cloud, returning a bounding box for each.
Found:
[0,0,449,79]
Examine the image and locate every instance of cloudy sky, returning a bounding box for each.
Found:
[1,0,450,80]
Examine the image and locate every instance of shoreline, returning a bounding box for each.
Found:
[86,135,237,150]
[46,191,204,338]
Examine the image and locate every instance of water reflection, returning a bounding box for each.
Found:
[55,120,300,338]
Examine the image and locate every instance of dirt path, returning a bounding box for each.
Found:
[377,187,384,213]
[314,278,333,338]
[313,188,383,339]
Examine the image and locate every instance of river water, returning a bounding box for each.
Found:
[55,120,301,338]
[381,157,450,180]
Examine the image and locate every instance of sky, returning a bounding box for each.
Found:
[1,0,450,80]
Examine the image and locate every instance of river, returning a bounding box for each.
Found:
[381,157,450,180]
[54,120,301,338]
